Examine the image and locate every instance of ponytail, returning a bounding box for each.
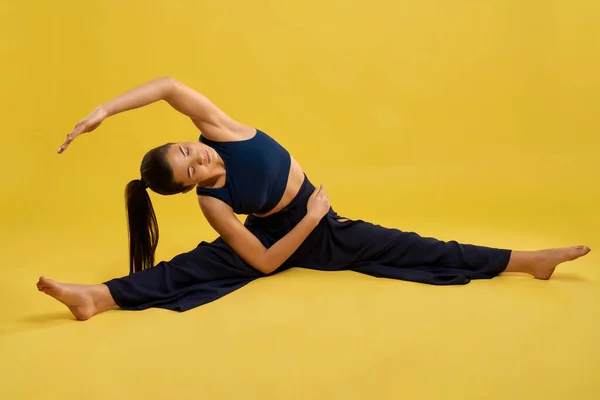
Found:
[125,179,159,274]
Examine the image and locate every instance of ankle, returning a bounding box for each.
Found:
[504,251,535,275]
[90,284,118,314]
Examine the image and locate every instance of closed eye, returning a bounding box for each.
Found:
[187,150,196,176]
[179,145,193,178]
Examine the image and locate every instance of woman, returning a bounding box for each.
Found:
[39,77,590,320]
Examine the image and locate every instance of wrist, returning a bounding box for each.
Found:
[99,103,112,118]
[304,213,322,227]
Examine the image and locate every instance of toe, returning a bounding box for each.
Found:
[571,246,591,259]
[584,246,591,254]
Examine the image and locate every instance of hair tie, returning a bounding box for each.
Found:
[140,178,148,189]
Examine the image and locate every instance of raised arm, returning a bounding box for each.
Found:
[199,185,331,275]
[59,77,246,153]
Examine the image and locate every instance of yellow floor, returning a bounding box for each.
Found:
[1,1,599,399]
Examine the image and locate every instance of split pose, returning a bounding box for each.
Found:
[38,77,591,320]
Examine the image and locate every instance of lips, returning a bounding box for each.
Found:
[205,150,211,164]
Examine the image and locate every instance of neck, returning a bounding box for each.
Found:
[198,159,227,189]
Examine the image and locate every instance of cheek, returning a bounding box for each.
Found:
[197,168,211,180]
[172,165,190,185]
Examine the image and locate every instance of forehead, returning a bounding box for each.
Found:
[173,141,202,150]
[166,144,187,174]
[166,143,182,158]
[168,142,196,156]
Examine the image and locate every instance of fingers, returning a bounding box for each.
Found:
[317,185,327,199]
[313,185,328,199]
[58,124,82,153]
[58,108,106,153]
[310,184,323,199]
[318,185,329,207]
[309,184,329,208]
[58,136,71,153]
[319,184,327,197]
[58,137,70,153]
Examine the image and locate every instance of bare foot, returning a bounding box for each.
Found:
[37,277,98,320]
[530,246,591,280]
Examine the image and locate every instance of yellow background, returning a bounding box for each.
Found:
[1,0,598,399]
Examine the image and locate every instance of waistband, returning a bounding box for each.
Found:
[245,175,314,226]
[282,175,314,211]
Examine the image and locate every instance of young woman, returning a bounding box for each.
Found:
[38,77,591,320]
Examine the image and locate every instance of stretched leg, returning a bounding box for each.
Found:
[38,238,263,320]
[292,215,591,284]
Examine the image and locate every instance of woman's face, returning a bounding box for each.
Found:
[164,141,220,189]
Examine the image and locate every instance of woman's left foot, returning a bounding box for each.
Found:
[531,246,591,279]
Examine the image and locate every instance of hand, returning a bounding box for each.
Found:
[58,105,109,153]
[306,184,330,221]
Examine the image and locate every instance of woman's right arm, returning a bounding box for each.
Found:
[199,185,330,275]
[102,76,176,117]
[59,76,237,153]
[59,77,175,153]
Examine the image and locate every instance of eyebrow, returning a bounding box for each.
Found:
[179,146,191,179]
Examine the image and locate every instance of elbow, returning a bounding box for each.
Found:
[159,75,177,84]
[256,257,278,276]
[159,76,178,97]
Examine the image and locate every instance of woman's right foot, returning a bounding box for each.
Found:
[37,277,98,320]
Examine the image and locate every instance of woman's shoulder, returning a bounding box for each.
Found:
[199,122,257,143]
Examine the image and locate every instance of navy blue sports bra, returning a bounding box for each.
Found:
[196,129,291,215]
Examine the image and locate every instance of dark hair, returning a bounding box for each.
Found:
[125,143,189,273]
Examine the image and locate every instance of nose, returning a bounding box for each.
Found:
[195,148,205,166]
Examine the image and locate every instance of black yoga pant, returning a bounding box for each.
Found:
[105,177,510,311]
